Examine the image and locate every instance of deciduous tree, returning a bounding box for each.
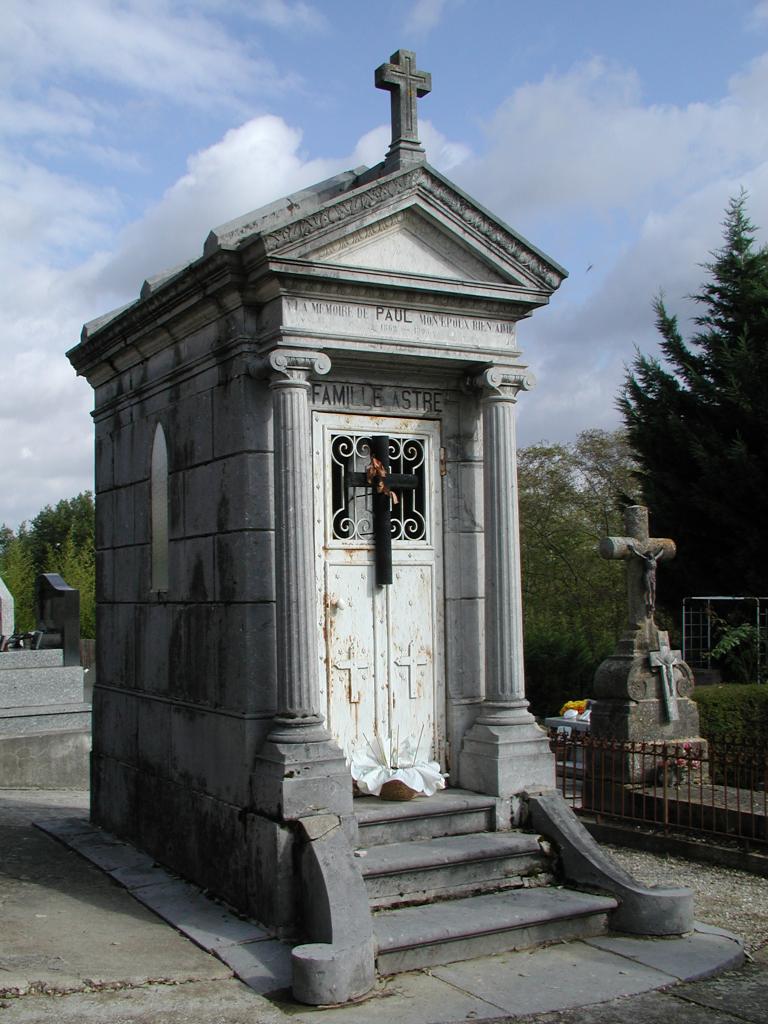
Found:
[518,429,640,714]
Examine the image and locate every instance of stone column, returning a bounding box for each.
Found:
[268,350,330,740]
[251,349,353,823]
[459,368,555,809]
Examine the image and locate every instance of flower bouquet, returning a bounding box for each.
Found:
[350,730,446,801]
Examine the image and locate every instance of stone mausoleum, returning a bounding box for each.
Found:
[68,51,692,1005]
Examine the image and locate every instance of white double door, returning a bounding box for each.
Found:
[313,412,444,765]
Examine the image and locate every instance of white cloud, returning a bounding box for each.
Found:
[92,116,344,296]
[238,0,327,31]
[460,57,768,223]
[352,121,471,172]
[404,0,450,35]
[0,0,293,111]
[450,56,768,445]
[516,168,768,446]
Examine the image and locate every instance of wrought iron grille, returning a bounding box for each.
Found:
[330,433,427,543]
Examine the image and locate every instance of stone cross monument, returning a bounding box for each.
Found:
[599,505,676,635]
[591,505,700,741]
[375,49,431,172]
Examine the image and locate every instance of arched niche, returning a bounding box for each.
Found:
[150,422,169,592]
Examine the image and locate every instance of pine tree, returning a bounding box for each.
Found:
[620,193,768,607]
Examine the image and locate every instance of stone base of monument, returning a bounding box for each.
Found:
[0,649,90,787]
[584,622,708,816]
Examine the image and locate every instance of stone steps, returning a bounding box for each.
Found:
[354,789,617,978]
[355,790,497,847]
[360,831,552,909]
[372,887,618,974]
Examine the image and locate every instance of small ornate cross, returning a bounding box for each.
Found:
[395,641,428,699]
[599,506,676,628]
[375,49,431,171]
[649,631,681,722]
[334,646,369,704]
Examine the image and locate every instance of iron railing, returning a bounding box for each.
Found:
[550,732,768,848]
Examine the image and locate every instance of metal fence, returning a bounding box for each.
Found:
[682,596,768,683]
[550,732,768,848]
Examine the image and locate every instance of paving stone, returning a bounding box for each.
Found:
[130,880,269,950]
[670,960,768,1024]
[109,861,179,890]
[217,938,293,994]
[34,816,97,839]
[65,832,157,873]
[512,989,745,1023]
[431,941,674,1016]
[293,968,504,1024]
[585,926,744,981]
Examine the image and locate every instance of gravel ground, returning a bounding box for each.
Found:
[605,843,768,953]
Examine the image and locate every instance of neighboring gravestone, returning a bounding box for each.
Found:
[0,574,90,786]
[590,505,701,741]
[0,575,14,639]
[67,49,567,1003]
[36,572,81,667]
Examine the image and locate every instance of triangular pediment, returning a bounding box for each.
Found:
[254,166,566,295]
[305,209,509,285]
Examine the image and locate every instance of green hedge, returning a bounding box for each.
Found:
[692,684,768,749]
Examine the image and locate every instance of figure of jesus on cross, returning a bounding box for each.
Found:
[599,506,676,630]
[627,543,664,617]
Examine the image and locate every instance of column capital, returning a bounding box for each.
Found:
[470,366,536,400]
[248,349,331,385]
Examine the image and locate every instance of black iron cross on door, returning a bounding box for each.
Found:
[347,435,419,586]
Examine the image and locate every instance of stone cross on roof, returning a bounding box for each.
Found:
[599,505,676,630]
[375,48,432,172]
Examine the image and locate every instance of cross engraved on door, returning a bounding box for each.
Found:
[334,646,368,704]
[395,641,428,699]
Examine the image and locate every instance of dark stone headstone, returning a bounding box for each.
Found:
[36,573,80,667]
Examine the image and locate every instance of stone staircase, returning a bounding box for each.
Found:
[354,789,618,976]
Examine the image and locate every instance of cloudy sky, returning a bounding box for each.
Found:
[2,0,768,529]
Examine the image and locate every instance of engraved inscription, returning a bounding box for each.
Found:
[284,297,516,342]
[312,382,443,414]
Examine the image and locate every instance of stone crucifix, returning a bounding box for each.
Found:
[599,506,676,629]
[375,49,431,171]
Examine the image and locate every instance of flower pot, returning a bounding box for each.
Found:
[379,779,418,801]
